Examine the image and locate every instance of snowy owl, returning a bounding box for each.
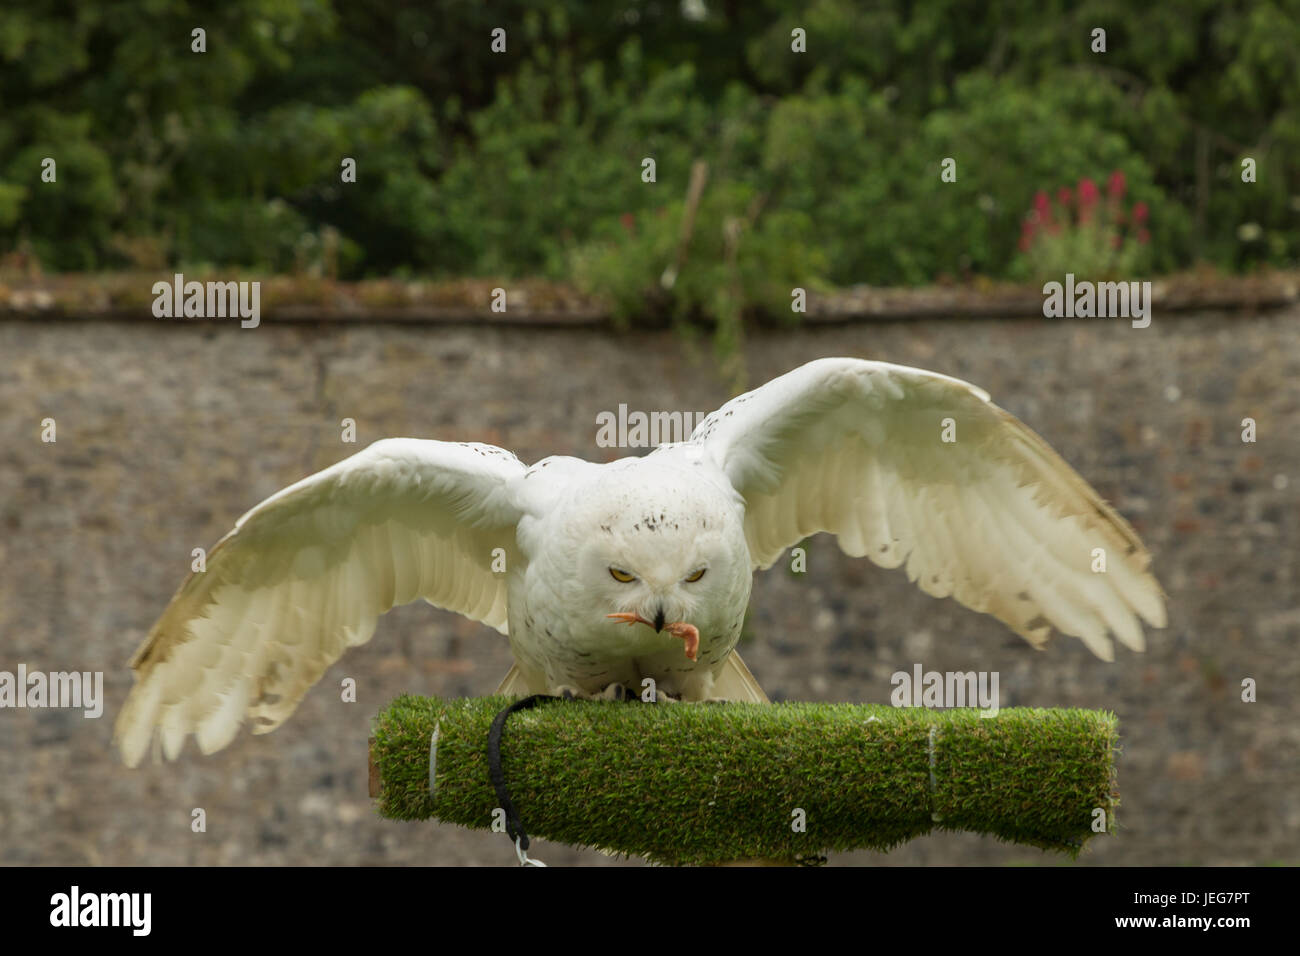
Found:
[115,357,1166,766]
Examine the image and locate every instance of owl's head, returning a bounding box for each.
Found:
[562,459,749,653]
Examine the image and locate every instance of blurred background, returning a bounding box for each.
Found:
[0,1,1296,865]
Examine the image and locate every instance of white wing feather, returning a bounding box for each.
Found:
[115,438,525,766]
[692,357,1166,660]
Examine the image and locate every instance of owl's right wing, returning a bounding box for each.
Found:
[691,357,1166,661]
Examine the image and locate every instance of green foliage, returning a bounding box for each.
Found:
[2,110,118,270]
[570,178,827,390]
[430,41,712,278]
[1,0,1296,286]
[372,694,1121,866]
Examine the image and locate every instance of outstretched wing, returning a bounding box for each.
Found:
[115,438,526,766]
[691,357,1166,660]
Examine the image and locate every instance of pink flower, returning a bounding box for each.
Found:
[1133,201,1149,224]
[1033,190,1051,218]
[1108,170,1126,199]
[620,212,636,234]
[1057,187,1073,208]
[1077,178,1099,223]
[1019,218,1037,252]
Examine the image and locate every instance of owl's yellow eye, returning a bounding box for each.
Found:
[684,568,707,583]
[609,567,636,583]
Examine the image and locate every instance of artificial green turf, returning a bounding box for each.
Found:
[371,695,1120,866]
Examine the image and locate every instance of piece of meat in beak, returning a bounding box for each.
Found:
[606,613,700,661]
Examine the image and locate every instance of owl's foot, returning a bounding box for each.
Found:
[597,682,635,702]
[554,682,637,701]
[554,682,680,703]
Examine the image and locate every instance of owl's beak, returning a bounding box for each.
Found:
[653,606,666,632]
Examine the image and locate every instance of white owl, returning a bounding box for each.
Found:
[115,358,1166,766]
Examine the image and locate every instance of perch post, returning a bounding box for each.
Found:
[368,695,1119,866]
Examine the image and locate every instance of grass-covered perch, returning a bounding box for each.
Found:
[370,695,1120,866]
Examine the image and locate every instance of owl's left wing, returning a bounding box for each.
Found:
[115,438,526,766]
[690,357,1166,660]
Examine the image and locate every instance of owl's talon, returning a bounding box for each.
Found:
[597,682,634,701]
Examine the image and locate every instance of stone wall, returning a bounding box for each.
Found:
[1,308,1295,865]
